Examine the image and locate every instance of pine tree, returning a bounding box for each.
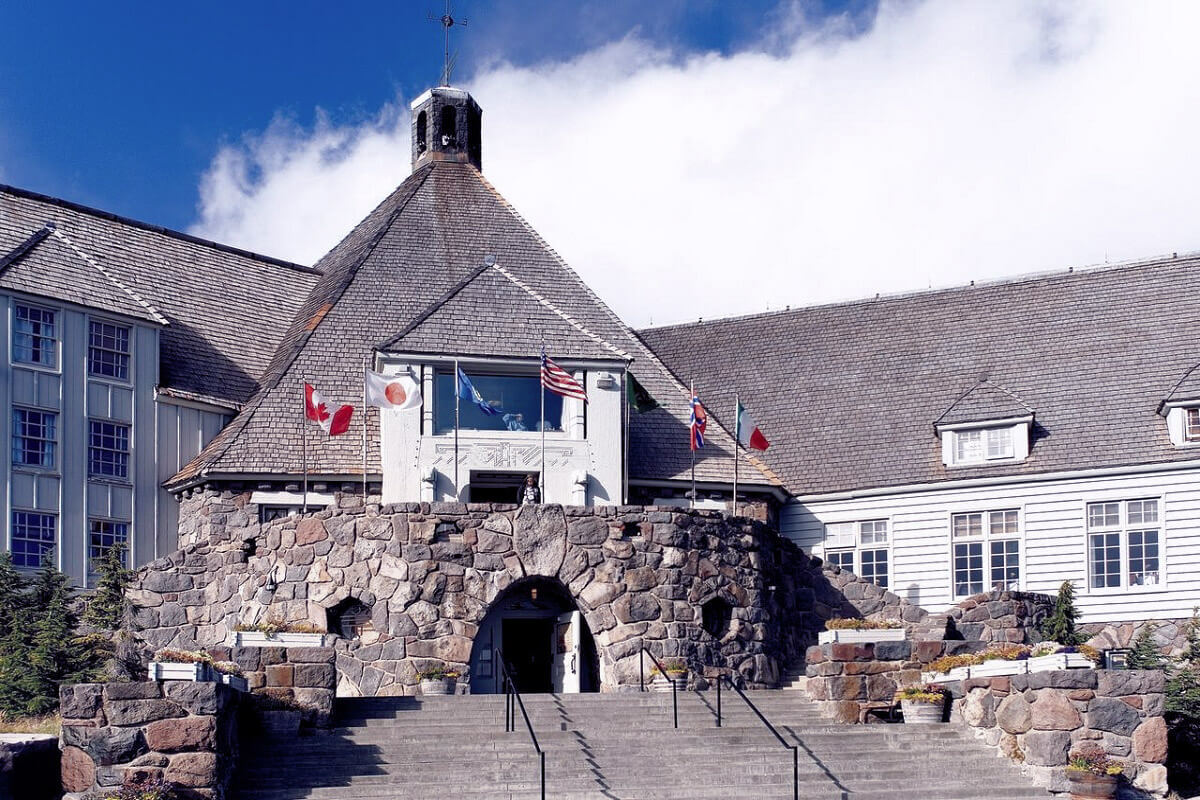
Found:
[1181,606,1200,665]
[1128,623,1166,670]
[1040,580,1085,645]
[0,553,27,642]
[83,542,131,631]
[21,558,87,715]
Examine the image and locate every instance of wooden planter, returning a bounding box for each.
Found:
[900,699,944,724]
[971,659,1029,677]
[218,673,249,692]
[233,631,326,648]
[1029,653,1093,673]
[148,661,212,681]
[420,677,456,696]
[818,628,906,644]
[652,674,685,693]
[1066,770,1117,800]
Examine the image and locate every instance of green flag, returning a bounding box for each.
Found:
[626,372,659,413]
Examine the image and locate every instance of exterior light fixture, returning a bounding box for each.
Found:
[1104,648,1131,670]
[530,587,538,601]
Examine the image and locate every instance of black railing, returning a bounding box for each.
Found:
[715,675,798,800]
[495,648,546,800]
[637,645,679,729]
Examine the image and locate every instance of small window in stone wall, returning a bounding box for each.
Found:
[260,505,298,523]
[701,597,732,638]
[330,599,374,639]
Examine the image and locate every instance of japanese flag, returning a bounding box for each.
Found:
[364,370,422,410]
[305,383,354,436]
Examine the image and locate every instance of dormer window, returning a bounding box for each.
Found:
[1161,402,1200,447]
[954,427,1013,463]
[936,416,1032,468]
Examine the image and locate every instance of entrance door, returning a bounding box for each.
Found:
[551,610,582,693]
[501,618,554,693]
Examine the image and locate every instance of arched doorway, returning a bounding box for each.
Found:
[468,577,599,694]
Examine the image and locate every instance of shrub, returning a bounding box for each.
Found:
[824,618,903,631]
[649,658,688,676]
[1040,580,1085,646]
[1066,751,1123,776]
[896,685,946,704]
[83,543,132,631]
[416,665,460,680]
[152,648,212,665]
[1127,623,1166,671]
[927,653,983,674]
[211,661,243,677]
[234,619,324,635]
[85,777,177,800]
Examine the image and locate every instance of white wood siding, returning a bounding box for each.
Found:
[156,399,230,557]
[782,465,1200,624]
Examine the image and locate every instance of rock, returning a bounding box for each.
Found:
[614,593,660,623]
[295,518,328,546]
[873,640,911,661]
[60,684,104,720]
[144,716,216,752]
[1096,669,1165,696]
[294,663,337,689]
[580,581,620,609]
[1086,697,1141,736]
[962,689,995,728]
[624,566,657,592]
[61,726,147,765]
[141,571,193,593]
[1133,764,1168,794]
[995,692,1033,734]
[1132,716,1167,762]
[104,699,185,726]
[567,517,609,545]
[60,746,96,793]
[513,505,567,576]
[1029,690,1081,731]
[163,681,221,715]
[1022,730,1071,766]
[103,683,161,701]
[164,752,218,788]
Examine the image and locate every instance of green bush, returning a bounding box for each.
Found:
[1040,580,1085,646]
[1127,623,1167,671]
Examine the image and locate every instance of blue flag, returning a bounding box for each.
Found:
[457,368,500,416]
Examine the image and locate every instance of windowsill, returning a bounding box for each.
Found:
[947,458,1026,469]
[429,430,573,440]
[11,466,61,478]
[1175,439,1200,448]
[87,374,132,386]
[1086,584,1168,596]
[11,362,61,375]
[87,476,132,486]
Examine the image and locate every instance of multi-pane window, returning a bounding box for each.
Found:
[11,408,57,468]
[88,519,129,568]
[954,427,1014,464]
[88,420,130,479]
[11,511,56,568]
[823,519,889,588]
[1186,408,1200,442]
[952,509,1020,597]
[12,304,57,367]
[1087,499,1161,589]
[88,320,130,380]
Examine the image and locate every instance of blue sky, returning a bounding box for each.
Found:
[0,1,869,230]
[4,2,1200,327]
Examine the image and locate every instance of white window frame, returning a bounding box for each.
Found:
[821,518,890,589]
[949,509,1022,598]
[1084,497,1164,593]
[87,317,132,383]
[937,416,1032,468]
[1163,403,1200,447]
[11,301,59,371]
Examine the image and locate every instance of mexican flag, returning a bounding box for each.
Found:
[735,399,770,451]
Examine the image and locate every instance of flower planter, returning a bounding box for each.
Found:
[1028,653,1093,673]
[652,674,685,693]
[233,631,326,648]
[148,661,212,681]
[970,659,1029,677]
[921,671,951,684]
[818,628,906,644]
[900,699,944,724]
[1066,770,1117,800]
[420,677,456,696]
[218,673,249,692]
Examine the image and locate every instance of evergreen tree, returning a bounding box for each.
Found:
[1040,580,1085,645]
[1181,606,1200,665]
[1128,622,1166,670]
[0,553,27,642]
[0,620,32,716]
[21,557,87,715]
[83,542,131,631]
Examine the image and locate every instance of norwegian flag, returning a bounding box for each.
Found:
[689,392,707,450]
[540,349,588,403]
[305,383,354,436]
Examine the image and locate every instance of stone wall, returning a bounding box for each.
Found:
[1084,619,1196,659]
[59,680,239,799]
[134,491,932,695]
[948,669,1168,797]
[910,590,1055,644]
[1,733,59,800]
[212,645,337,730]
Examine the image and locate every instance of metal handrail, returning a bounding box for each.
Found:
[715,675,798,800]
[495,648,546,800]
[637,645,679,728]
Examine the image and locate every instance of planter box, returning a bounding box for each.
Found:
[818,628,906,644]
[219,673,249,692]
[970,659,1029,677]
[1028,653,1093,673]
[921,671,952,684]
[651,674,685,693]
[148,661,212,681]
[420,678,456,696]
[901,699,944,724]
[233,631,326,648]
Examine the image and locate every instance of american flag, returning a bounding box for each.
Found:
[541,348,588,403]
[689,392,707,450]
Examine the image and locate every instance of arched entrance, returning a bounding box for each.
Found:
[468,577,600,694]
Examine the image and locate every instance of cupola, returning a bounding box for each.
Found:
[410,87,482,171]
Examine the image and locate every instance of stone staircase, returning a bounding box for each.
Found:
[234,690,1054,800]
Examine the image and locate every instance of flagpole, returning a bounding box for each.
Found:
[540,344,546,504]
[690,379,696,511]
[302,378,309,514]
[733,393,739,518]
[362,355,369,502]
[621,368,629,506]
[454,358,460,502]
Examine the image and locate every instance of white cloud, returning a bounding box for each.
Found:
[190,0,1200,328]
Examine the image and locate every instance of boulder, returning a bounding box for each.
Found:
[1021,730,1071,766]
[144,716,216,752]
[1029,690,1081,731]
[995,692,1033,734]
[60,746,96,793]
[513,505,567,576]
[1131,716,1167,763]
[164,751,218,788]
[1086,697,1141,736]
[60,684,104,720]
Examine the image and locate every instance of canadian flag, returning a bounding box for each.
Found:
[305,383,354,436]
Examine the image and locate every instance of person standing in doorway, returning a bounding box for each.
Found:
[518,473,541,505]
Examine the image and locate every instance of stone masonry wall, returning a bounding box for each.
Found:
[910,590,1055,644]
[135,491,936,695]
[59,680,239,799]
[948,669,1169,797]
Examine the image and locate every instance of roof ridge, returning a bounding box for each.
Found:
[48,227,169,325]
[0,224,54,273]
[166,166,435,489]
[1,182,319,274]
[934,380,1034,426]
[376,262,492,349]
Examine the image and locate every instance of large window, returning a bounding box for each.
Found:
[823,519,889,588]
[11,511,56,568]
[88,420,130,479]
[13,304,57,367]
[434,369,565,434]
[88,519,129,569]
[1087,499,1161,589]
[951,509,1020,597]
[12,408,57,468]
[88,320,130,380]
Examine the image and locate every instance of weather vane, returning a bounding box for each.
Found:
[429,0,467,87]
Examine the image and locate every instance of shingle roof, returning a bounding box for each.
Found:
[935,382,1034,427]
[640,255,1200,496]
[170,161,776,490]
[0,184,320,406]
